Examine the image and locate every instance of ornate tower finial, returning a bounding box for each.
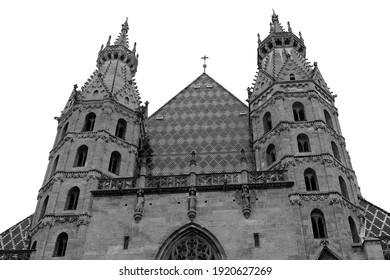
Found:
[201,55,209,73]
[257,33,261,45]
[114,18,130,47]
[106,35,111,47]
[299,31,304,42]
[272,9,279,23]
[287,21,292,32]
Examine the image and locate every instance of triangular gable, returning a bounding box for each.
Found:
[317,247,340,260]
[311,65,331,93]
[147,73,254,176]
[276,49,312,81]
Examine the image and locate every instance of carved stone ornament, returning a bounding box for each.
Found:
[187,187,197,221]
[235,185,256,219]
[134,190,145,223]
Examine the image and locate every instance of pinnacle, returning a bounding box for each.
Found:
[114,18,130,48]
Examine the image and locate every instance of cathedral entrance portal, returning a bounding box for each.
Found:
[155,223,226,260]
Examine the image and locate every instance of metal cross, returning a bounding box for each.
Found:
[201,55,209,73]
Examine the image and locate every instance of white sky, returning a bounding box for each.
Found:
[0,0,389,232]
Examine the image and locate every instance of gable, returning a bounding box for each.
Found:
[147,73,254,175]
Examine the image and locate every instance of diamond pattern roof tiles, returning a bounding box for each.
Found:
[147,73,254,175]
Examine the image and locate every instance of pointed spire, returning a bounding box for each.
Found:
[299,31,304,42]
[257,33,261,45]
[270,9,284,32]
[114,18,130,48]
[106,35,111,47]
[287,21,292,32]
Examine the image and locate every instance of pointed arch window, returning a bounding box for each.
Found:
[339,176,349,200]
[39,196,49,220]
[348,217,360,243]
[311,209,327,239]
[65,187,80,210]
[30,241,37,250]
[262,112,272,133]
[289,73,296,81]
[324,110,334,129]
[292,102,306,121]
[331,141,341,161]
[124,97,129,105]
[108,151,121,175]
[74,145,88,167]
[304,168,318,191]
[266,144,276,166]
[297,133,311,152]
[82,112,96,132]
[61,122,69,140]
[115,119,127,139]
[53,232,68,257]
[51,155,59,177]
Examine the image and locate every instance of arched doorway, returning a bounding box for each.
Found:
[155,223,226,260]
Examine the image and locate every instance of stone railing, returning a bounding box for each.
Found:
[248,170,287,183]
[0,250,35,260]
[146,175,188,188]
[196,172,240,186]
[98,177,137,190]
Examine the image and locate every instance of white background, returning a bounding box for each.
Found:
[0,0,389,232]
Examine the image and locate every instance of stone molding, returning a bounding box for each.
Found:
[49,129,138,159]
[271,153,355,177]
[29,213,92,236]
[58,98,140,126]
[252,120,345,147]
[288,191,363,213]
[38,170,110,199]
[251,88,336,117]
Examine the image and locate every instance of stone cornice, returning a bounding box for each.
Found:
[253,120,345,147]
[29,213,92,236]
[59,98,140,126]
[288,191,364,213]
[49,129,138,160]
[250,86,336,116]
[270,153,355,177]
[38,170,111,199]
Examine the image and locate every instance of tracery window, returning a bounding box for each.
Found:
[53,232,68,257]
[266,144,276,166]
[348,217,360,243]
[339,176,349,200]
[167,233,217,260]
[311,209,327,239]
[331,141,341,161]
[262,112,272,133]
[297,133,311,152]
[292,102,306,121]
[304,168,318,191]
[82,112,96,132]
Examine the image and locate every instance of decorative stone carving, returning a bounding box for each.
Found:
[134,190,145,223]
[187,187,197,221]
[235,185,256,219]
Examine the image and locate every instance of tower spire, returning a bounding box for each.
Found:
[114,18,130,48]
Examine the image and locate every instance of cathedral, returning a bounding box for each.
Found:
[1,12,389,260]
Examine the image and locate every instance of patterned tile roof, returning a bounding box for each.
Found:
[0,215,32,250]
[146,73,255,176]
[359,198,390,238]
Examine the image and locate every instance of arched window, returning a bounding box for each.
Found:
[331,141,341,161]
[39,196,49,220]
[53,232,68,257]
[74,145,88,167]
[348,217,360,243]
[115,119,127,139]
[108,151,121,175]
[324,110,334,129]
[339,176,349,200]
[61,122,69,140]
[292,102,306,121]
[51,155,59,177]
[266,144,276,166]
[124,97,129,105]
[304,168,318,191]
[262,112,272,133]
[65,187,80,210]
[82,112,96,132]
[289,73,296,81]
[297,133,311,152]
[31,241,37,250]
[311,209,327,239]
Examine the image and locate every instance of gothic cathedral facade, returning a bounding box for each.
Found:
[2,13,389,260]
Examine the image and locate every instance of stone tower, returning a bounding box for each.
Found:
[8,14,385,260]
[248,11,383,259]
[29,19,147,259]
